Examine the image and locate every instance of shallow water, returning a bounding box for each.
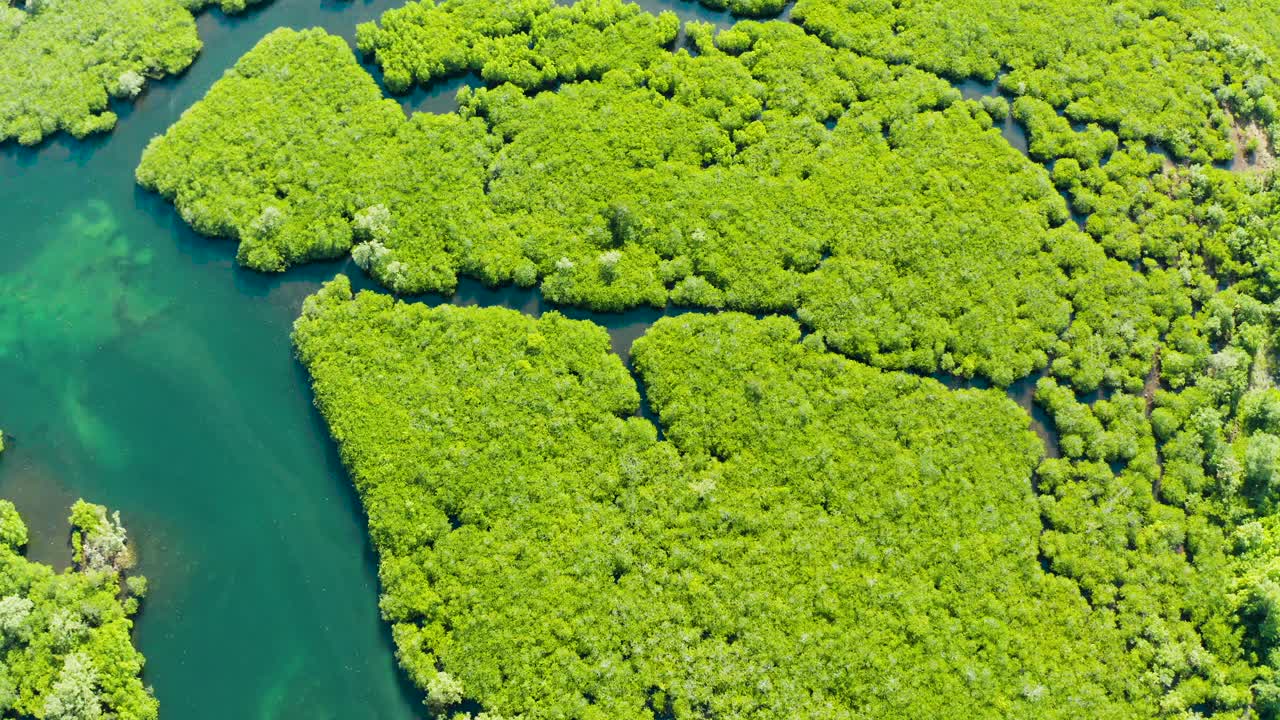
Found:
[1,4,428,716]
[954,77,1031,157]
[0,1,1039,718]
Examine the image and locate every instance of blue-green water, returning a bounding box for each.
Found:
[0,1,765,718]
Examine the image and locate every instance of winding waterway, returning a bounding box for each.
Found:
[0,1,1043,718]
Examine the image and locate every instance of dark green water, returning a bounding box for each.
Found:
[0,1,766,718]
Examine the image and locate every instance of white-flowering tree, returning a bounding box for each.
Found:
[70,500,133,572]
[598,249,622,282]
[43,653,102,720]
[48,609,87,650]
[0,595,33,644]
[426,671,464,712]
[353,204,391,242]
[115,70,145,99]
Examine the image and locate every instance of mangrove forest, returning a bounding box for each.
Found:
[11,0,1280,717]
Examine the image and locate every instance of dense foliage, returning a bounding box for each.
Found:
[141,12,1184,387]
[355,0,679,93]
[0,499,154,719]
[136,27,500,283]
[296,275,1221,718]
[0,0,198,145]
[0,0,273,145]
[791,0,1280,162]
[1054,145,1280,299]
[972,105,1280,716]
[140,1,1280,716]
[1014,282,1280,716]
[137,29,417,272]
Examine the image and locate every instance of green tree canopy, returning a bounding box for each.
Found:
[292,276,1196,718]
[792,0,1280,162]
[0,0,274,145]
[142,15,1185,389]
[0,500,153,719]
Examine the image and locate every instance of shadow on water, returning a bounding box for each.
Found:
[1007,372,1061,459]
[0,112,118,168]
[0,453,77,568]
[293,357,429,713]
[932,369,1061,459]
[379,71,486,116]
[954,77,1000,100]
[565,0,796,28]
[952,76,1030,158]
